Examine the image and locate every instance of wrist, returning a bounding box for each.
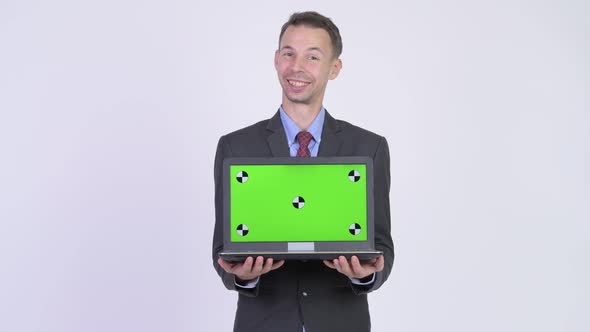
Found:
[357,273,374,283]
[234,275,260,289]
[235,276,254,285]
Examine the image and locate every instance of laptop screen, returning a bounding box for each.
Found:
[226,158,372,244]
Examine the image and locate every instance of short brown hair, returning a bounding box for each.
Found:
[279,11,343,58]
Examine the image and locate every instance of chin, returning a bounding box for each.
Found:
[286,95,313,105]
[284,90,312,103]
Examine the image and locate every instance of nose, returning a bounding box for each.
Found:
[289,55,305,72]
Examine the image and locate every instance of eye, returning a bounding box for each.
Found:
[309,55,320,61]
[282,51,293,57]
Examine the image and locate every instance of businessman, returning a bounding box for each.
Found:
[212,11,394,332]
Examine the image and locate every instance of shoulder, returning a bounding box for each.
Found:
[330,114,387,146]
[326,114,389,158]
[338,119,384,141]
[221,119,269,142]
[216,116,277,157]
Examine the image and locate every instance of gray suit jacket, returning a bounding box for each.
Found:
[212,110,394,332]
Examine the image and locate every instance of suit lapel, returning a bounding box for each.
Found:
[318,110,343,157]
[266,110,290,157]
[266,109,342,157]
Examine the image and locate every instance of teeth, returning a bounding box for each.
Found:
[289,80,308,87]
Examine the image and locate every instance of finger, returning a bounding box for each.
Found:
[332,258,343,274]
[374,255,385,272]
[323,260,336,269]
[328,258,340,272]
[337,256,353,277]
[240,256,254,273]
[250,256,265,275]
[259,258,274,274]
[271,260,285,270]
[349,255,366,276]
[217,258,235,272]
[261,259,284,274]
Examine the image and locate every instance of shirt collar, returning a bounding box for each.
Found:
[279,106,325,146]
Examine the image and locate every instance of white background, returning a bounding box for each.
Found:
[1,1,588,331]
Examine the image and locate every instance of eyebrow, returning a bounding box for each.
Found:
[280,45,325,55]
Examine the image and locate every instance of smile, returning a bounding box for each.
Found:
[287,79,310,87]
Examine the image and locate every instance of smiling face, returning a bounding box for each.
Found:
[275,25,342,108]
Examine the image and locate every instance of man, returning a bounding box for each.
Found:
[212,11,394,332]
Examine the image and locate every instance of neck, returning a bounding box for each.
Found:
[281,99,322,131]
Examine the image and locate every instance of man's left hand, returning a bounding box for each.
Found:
[323,255,384,279]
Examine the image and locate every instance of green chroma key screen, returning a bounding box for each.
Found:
[230,164,367,242]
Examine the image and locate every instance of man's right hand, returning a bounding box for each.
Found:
[217,256,285,282]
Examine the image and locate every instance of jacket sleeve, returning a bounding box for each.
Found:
[351,136,395,295]
[212,135,260,297]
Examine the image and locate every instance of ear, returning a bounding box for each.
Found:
[274,50,280,70]
[329,58,342,80]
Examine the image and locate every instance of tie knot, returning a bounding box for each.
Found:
[295,131,313,157]
[296,131,313,147]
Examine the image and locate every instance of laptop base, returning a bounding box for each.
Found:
[219,250,383,262]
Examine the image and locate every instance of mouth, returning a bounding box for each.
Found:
[287,79,310,88]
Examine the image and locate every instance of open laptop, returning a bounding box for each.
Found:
[218,156,382,261]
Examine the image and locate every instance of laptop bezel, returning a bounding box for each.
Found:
[222,156,375,253]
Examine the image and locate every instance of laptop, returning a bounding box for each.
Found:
[218,156,382,261]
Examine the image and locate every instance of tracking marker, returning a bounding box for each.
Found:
[292,196,305,209]
[236,171,249,183]
[236,224,249,236]
[349,223,362,235]
[348,170,361,182]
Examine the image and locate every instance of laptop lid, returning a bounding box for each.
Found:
[220,156,379,260]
